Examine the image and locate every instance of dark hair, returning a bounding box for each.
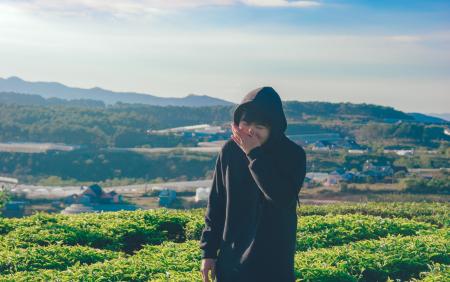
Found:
[237,104,272,128]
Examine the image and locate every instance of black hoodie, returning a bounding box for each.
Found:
[199,87,307,282]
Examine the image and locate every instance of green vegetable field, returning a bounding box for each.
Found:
[0,202,448,281]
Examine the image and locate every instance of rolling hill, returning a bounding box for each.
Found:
[0,76,234,107]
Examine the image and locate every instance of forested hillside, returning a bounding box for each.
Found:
[1,97,447,148]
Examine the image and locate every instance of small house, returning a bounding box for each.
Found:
[65,184,124,205]
[325,172,343,186]
[305,172,329,184]
[195,187,211,202]
[1,200,27,218]
[159,189,177,207]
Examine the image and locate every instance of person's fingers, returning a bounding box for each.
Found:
[235,126,245,137]
[231,135,242,147]
[231,122,239,134]
[201,267,210,282]
[234,127,247,142]
[201,268,205,281]
[232,123,243,138]
[205,268,211,282]
[231,123,238,135]
[211,264,216,280]
[231,128,243,144]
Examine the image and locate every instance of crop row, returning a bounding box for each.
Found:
[0,244,119,275]
[294,202,449,227]
[1,202,446,240]
[295,214,432,251]
[411,264,450,282]
[0,209,193,253]
[0,230,448,282]
[1,211,434,256]
[294,229,449,281]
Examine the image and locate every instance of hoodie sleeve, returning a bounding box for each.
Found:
[246,145,306,209]
[199,152,226,259]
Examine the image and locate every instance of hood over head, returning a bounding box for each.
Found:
[233,86,287,151]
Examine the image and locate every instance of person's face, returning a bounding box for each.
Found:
[238,120,271,145]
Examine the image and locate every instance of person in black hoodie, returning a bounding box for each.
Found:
[199,87,307,282]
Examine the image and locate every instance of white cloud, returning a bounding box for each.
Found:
[0,1,448,113]
[386,35,423,43]
[242,0,320,8]
[0,0,321,17]
[386,32,450,43]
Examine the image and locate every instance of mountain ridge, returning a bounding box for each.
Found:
[0,76,234,107]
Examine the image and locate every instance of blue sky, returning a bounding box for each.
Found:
[0,0,449,113]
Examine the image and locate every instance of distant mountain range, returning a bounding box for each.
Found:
[0,92,106,108]
[0,76,234,107]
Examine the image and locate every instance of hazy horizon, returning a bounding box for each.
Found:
[1,0,449,113]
